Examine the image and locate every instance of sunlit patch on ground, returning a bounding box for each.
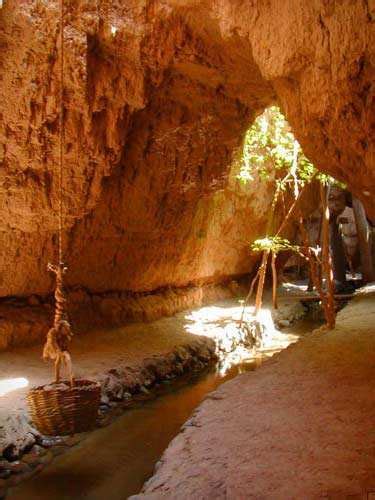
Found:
[0,377,29,397]
[183,300,303,375]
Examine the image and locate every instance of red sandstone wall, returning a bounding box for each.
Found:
[0,0,373,298]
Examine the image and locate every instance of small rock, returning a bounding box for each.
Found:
[154,460,162,472]
[37,436,64,448]
[113,388,124,401]
[205,393,224,401]
[278,319,290,328]
[103,374,124,401]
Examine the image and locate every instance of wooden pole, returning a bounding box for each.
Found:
[271,251,278,309]
[320,184,336,329]
[252,183,280,318]
[255,250,270,315]
[239,268,261,327]
[298,214,331,324]
[275,177,316,238]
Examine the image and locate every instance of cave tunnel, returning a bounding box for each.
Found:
[0,1,374,499]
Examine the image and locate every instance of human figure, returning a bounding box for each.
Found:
[327,186,348,291]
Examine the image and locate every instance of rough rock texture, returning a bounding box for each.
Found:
[0,281,242,351]
[134,288,375,499]
[0,1,373,301]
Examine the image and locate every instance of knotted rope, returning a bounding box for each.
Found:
[48,262,68,326]
[43,0,74,384]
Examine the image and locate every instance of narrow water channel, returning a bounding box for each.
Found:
[8,317,319,500]
[9,361,260,500]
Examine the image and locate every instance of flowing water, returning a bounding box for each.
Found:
[8,317,319,500]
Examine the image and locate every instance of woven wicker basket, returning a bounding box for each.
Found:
[27,379,101,436]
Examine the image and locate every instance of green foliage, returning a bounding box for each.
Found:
[250,236,300,254]
[240,106,345,258]
[316,172,346,189]
[237,106,344,189]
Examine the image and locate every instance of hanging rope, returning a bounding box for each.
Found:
[48,262,68,325]
[58,0,64,265]
[51,0,68,327]
[43,0,74,385]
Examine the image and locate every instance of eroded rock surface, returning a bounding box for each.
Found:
[0,280,246,350]
[0,1,373,300]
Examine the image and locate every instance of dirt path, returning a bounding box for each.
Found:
[133,287,375,499]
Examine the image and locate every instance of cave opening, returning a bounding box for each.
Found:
[236,106,374,303]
